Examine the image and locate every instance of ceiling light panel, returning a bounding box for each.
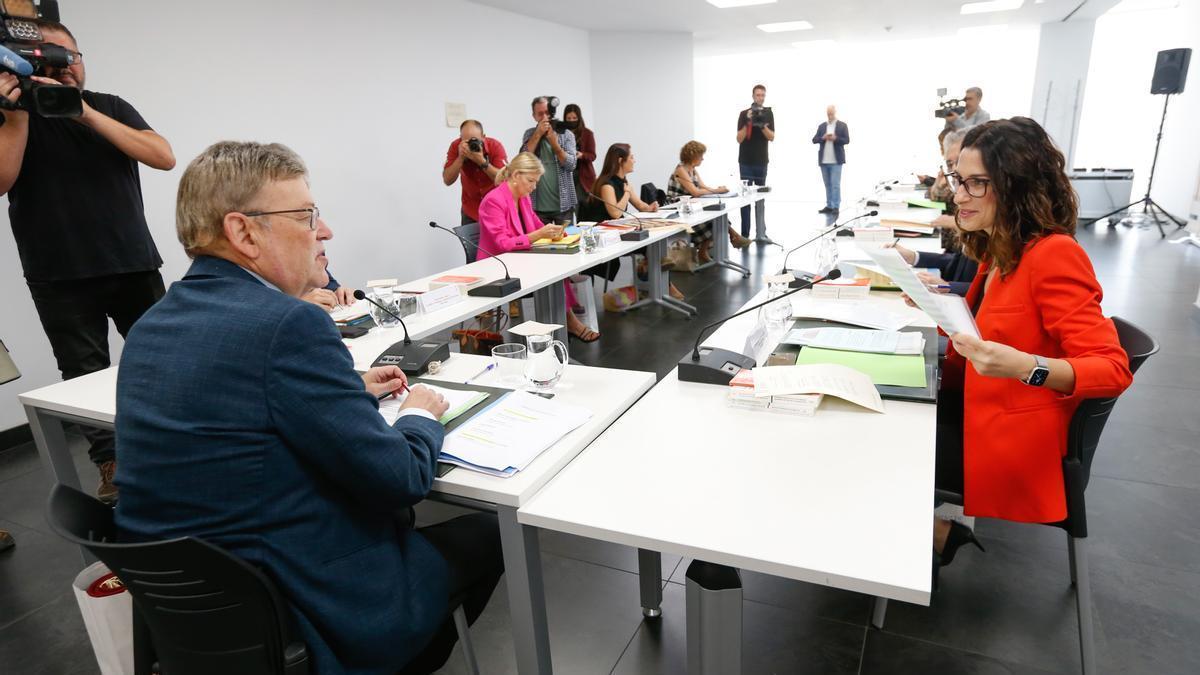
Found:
[707,0,778,8]
[960,0,1024,15]
[757,20,814,32]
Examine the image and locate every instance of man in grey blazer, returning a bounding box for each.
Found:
[115,141,503,675]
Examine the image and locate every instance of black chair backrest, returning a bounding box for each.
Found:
[640,182,665,206]
[1059,316,1158,537]
[47,485,306,675]
[454,222,482,265]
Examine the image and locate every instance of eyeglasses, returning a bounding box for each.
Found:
[947,172,991,198]
[243,206,320,230]
[65,49,83,64]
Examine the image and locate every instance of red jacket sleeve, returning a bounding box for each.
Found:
[1029,236,1132,401]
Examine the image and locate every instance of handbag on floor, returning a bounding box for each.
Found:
[72,561,133,675]
[452,308,508,355]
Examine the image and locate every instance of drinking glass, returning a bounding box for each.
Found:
[491,343,527,386]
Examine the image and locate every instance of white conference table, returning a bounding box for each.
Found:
[343,192,768,369]
[19,354,656,675]
[518,287,939,672]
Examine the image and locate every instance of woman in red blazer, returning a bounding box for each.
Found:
[934,118,1132,567]
[477,152,599,342]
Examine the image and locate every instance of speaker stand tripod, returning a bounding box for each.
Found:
[1082,94,1186,238]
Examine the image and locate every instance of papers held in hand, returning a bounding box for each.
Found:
[861,247,980,338]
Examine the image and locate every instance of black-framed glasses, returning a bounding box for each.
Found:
[243,206,320,230]
[947,172,991,198]
[65,49,83,64]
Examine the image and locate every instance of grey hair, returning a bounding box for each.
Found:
[176,141,308,257]
[942,129,968,156]
[966,86,983,99]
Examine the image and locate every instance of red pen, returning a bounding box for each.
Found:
[377,381,411,401]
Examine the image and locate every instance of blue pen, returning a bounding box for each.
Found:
[464,363,495,384]
[927,283,951,291]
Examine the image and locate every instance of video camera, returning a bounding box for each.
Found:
[748,102,772,128]
[0,0,83,126]
[933,88,965,119]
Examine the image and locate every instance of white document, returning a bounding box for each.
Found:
[862,247,980,338]
[783,328,925,355]
[378,384,486,426]
[751,364,885,414]
[330,299,369,323]
[791,297,913,331]
[631,210,679,220]
[440,391,593,475]
[509,321,563,337]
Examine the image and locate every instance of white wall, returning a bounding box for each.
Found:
[692,29,1042,206]
[588,31,695,194]
[1030,19,1097,166]
[1073,0,1200,218]
[0,0,593,432]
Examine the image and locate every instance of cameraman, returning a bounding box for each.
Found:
[522,96,577,225]
[944,86,989,131]
[735,84,775,245]
[443,119,506,225]
[0,20,175,503]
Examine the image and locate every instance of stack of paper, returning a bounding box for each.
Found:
[862,247,980,338]
[439,391,593,477]
[783,328,924,355]
[793,348,927,388]
[791,297,914,331]
[532,233,581,249]
[752,364,886,413]
[331,300,370,324]
[727,369,822,416]
[378,385,490,426]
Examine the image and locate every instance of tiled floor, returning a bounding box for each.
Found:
[2,202,1198,674]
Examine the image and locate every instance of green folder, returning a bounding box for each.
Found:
[905,198,946,210]
[794,347,927,388]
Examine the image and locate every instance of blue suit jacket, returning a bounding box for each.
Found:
[114,256,448,675]
[811,121,849,164]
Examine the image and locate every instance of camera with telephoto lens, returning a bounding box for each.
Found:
[0,0,83,126]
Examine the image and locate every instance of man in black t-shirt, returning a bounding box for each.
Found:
[736,84,775,245]
[0,20,175,503]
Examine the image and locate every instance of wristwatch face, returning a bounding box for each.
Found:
[1027,366,1050,387]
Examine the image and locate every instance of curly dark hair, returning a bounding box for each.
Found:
[957,117,1077,275]
[680,141,707,164]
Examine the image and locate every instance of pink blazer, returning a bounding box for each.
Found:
[476,181,544,260]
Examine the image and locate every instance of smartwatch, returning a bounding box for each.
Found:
[1022,354,1050,387]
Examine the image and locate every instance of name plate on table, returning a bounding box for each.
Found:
[418,284,465,313]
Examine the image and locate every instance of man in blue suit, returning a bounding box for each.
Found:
[114,141,503,675]
[812,105,850,215]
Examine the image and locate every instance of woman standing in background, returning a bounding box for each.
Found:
[564,104,596,216]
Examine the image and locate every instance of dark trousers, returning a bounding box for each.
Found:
[536,209,576,226]
[934,388,965,497]
[400,512,504,675]
[738,163,768,238]
[26,270,166,465]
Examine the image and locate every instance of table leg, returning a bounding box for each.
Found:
[685,560,742,675]
[712,214,750,278]
[26,405,95,564]
[533,281,569,353]
[497,506,553,675]
[637,548,663,618]
[625,239,695,317]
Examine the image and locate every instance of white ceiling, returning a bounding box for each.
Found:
[467,0,1123,55]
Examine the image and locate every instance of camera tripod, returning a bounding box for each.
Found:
[1082,94,1186,238]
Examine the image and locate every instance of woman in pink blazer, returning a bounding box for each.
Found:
[477,152,599,342]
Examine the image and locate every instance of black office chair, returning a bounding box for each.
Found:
[872,317,1158,675]
[453,222,482,265]
[48,484,309,675]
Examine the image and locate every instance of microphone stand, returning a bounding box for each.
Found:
[428,221,522,297]
[677,269,841,385]
[779,210,878,286]
[353,289,450,375]
[582,185,650,241]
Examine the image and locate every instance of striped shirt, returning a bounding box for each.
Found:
[521,127,577,212]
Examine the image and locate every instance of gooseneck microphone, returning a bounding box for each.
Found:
[582,186,649,241]
[353,288,450,376]
[428,221,522,297]
[780,210,878,276]
[353,289,411,345]
[677,269,842,385]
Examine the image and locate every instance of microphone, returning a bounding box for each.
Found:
[354,289,451,376]
[582,186,649,241]
[0,45,34,76]
[428,221,522,297]
[678,269,842,385]
[780,210,878,278]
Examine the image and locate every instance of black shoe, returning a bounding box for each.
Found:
[937,520,986,567]
[818,207,832,214]
[0,530,14,553]
[830,208,840,216]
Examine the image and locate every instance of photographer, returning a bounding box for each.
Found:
[442,119,506,225]
[735,84,774,245]
[522,96,577,225]
[1,20,175,503]
[944,87,990,131]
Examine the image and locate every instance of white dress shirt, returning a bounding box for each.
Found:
[821,121,838,164]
